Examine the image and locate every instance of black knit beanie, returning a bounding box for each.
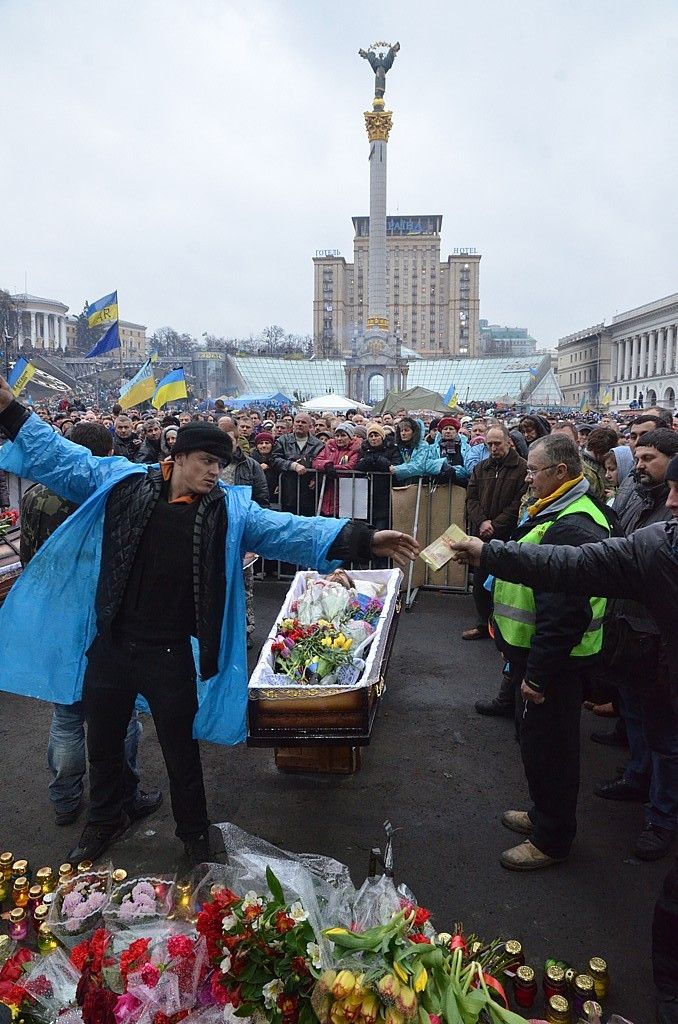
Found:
[666,455,678,482]
[173,422,232,461]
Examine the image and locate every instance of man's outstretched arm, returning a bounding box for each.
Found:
[0,376,140,504]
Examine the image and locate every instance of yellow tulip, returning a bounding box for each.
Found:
[395,986,417,1019]
[332,971,357,1000]
[360,993,380,1024]
[377,974,400,1003]
[393,963,408,984]
[319,971,338,992]
[342,994,365,1022]
[413,967,428,993]
[330,1005,347,1024]
[384,1009,405,1024]
[325,928,349,938]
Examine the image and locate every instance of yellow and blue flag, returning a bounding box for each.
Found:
[152,367,188,409]
[601,387,612,407]
[119,358,156,410]
[528,366,539,377]
[86,291,118,329]
[579,394,590,414]
[443,383,458,408]
[85,320,120,358]
[8,356,37,397]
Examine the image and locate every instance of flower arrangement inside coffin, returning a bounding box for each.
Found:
[248,569,402,743]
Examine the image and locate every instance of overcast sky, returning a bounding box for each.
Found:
[2,0,677,349]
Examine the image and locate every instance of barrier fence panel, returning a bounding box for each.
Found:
[259,469,468,604]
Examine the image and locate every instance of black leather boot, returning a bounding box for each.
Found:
[475,672,516,718]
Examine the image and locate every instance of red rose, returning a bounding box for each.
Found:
[70,940,92,973]
[120,939,151,979]
[167,935,194,961]
[140,963,160,988]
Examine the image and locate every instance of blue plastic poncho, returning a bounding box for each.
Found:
[0,416,346,745]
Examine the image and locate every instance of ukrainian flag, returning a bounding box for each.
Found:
[443,383,458,408]
[8,356,37,397]
[85,320,120,358]
[579,394,590,414]
[119,358,156,410]
[601,387,612,407]
[152,367,188,409]
[86,290,118,329]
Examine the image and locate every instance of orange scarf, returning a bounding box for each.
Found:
[527,473,584,519]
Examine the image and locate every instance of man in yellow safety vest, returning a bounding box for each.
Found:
[489,433,614,870]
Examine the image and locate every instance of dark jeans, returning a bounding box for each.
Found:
[472,569,492,631]
[519,670,584,859]
[82,635,209,840]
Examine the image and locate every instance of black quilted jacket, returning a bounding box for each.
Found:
[96,470,227,679]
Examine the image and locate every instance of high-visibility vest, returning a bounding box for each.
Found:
[492,494,610,658]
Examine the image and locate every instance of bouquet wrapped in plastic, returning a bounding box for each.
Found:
[48,866,113,948]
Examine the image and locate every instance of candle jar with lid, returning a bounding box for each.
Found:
[513,965,537,1009]
[546,994,571,1023]
[572,975,596,1018]
[77,860,93,874]
[0,853,13,881]
[12,860,29,881]
[543,964,567,1002]
[587,958,609,1000]
[9,908,29,941]
[504,940,524,975]
[12,877,29,908]
[112,869,128,885]
[29,884,44,916]
[36,867,56,895]
[34,904,49,930]
[37,922,59,955]
[579,1000,603,1023]
[58,864,74,885]
[0,874,9,904]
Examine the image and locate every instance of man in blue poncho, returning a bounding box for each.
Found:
[0,376,418,866]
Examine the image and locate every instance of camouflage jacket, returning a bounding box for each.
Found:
[20,484,77,566]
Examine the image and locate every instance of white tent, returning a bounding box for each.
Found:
[300,394,370,413]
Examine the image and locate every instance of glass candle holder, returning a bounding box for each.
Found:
[0,877,9,903]
[9,908,28,941]
[37,922,59,955]
[29,884,44,915]
[12,877,29,908]
[0,853,13,881]
[12,860,29,881]
[77,860,93,873]
[33,905,49,930]
[36,867,56,894]
[58,864,74,884]
[588,958,610,1000]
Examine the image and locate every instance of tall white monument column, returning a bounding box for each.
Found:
[30,311,37,346]
[656,328,664,378]
[364,103,393,346]
[639,333,647,379]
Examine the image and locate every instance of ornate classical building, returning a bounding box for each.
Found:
[11,293,69,351]
[608,292,678,410]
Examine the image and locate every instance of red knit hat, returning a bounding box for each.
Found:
[437,416,461,431]
[255,431,274,445]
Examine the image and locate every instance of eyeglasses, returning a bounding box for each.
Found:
[525,463,559,477]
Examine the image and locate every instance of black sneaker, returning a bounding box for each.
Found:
[127,789,163,822]
[66,819,129,864]
[634,823,674,862]
[474,699,514,718]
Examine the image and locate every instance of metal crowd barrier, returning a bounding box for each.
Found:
[259,469,469,609]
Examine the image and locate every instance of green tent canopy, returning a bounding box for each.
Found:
[371,386,456,416]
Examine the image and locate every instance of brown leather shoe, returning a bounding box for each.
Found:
[499,840,567,871]
[501,810,534,836]
[462,626,489,640]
